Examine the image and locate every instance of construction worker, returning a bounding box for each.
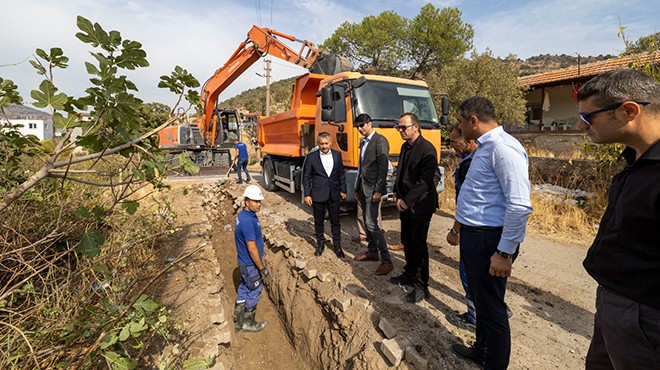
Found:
[234,185,269,332]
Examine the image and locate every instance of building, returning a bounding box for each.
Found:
[518,52,659,132]
[1,104,53,141]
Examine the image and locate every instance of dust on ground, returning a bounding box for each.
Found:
[153,169,597,369]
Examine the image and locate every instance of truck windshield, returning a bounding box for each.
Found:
[353,80,440,129]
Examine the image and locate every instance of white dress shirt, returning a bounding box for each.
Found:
[320,150,334,177]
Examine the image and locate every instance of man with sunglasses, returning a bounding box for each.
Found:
[352,113,393,276]
[451,96,532,370]
[390,113,438,303]
[576,68,660,369]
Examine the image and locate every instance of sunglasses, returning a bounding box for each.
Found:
[579,100,650,125]
[396,124,413,132]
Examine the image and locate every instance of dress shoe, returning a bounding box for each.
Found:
[314,245,324,256]
[374,261,393,276]
[353,252,379,262]
[389,273,416,286]
[351,235,366,243]
[451,343,485,369]
[334,245,345,259]
[388,242,404,251]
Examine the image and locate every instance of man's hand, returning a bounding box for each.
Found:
[259,267,271,286]
[304,196,313,206]
[372,192,382,202]
[489,253,512,278]
[340,192,347,200]
[396,198,409,212]
[446,230,459,246]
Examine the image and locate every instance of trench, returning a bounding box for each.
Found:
[203,183,404,370]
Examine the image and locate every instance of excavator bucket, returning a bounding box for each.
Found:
[309,54,353,75]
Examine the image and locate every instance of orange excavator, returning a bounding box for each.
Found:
[157,25,349,167]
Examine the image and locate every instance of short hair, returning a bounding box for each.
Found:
[577,68,660,116]
[448,122,462,136]
[458,96,497,122]
[317,131,332,140]
[400,112,419,126]
[355,113,372,125]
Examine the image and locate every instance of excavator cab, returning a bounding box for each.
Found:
[213,108,240,147]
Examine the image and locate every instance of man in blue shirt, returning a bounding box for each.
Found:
[234,185,269,332]
[234,139,251,184]
[451,97,532,370]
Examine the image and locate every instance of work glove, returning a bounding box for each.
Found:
[259,267,270,287]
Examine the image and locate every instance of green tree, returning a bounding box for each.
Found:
[407,4,474,79]
[427,50,526,125]
[625,31,660,54]
[138,101,171,130]
[320,10,407,73]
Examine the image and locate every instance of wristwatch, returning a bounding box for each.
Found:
[495,250,512,259]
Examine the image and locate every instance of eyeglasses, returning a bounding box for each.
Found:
[579,100,650,125]
[356,122,367,128]
[396,124,413,132]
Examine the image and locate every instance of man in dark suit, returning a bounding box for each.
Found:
[352,114,393,276]
[303,132,347,258]
[390,113,439,303]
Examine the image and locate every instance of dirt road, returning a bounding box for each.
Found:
[159,170,597,369]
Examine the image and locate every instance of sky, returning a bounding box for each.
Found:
[1,0,658,110]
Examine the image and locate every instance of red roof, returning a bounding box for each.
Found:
[518,52,660,87]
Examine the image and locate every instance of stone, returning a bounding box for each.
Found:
[381,337,411,367]
[302,269,317,279]
[317,271,331,282]
[352,297,371,311]
[214,267,221,276]
[295,260,307,269]
[331,297,351,312]
[405,346,428,370]
[209,362,226,370]
[208,285,222,294]
[216,329,231,345]
[378,317,398,339]
[282,241,291,249]
[211,311,225,324]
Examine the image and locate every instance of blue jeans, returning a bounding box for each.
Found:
[236,264,263,308]
[358,193,390,262]
[236,158,250,183]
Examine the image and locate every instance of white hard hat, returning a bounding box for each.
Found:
[243,184,264,201]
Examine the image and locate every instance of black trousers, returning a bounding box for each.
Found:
[400,211,432,287]
[586,286,660,369]
[312,200,341,248]
[460,226,517,370]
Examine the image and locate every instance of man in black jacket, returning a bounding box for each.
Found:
[352,113,393,276]
[390,113,438,303]
[303,132,347,258]
[577,68,660,369]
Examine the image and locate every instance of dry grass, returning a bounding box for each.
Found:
[440,160,605,245]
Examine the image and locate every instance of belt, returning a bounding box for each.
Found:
[460,223,503,231]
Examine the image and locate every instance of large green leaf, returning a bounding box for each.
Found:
[31,80,68,109]
[53,112,79,129]
[133,294,159,312]
[77,230,104,258]
[121,200,139,215]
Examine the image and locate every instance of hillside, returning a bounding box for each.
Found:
[219,54,617,115]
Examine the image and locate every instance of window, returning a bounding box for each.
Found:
[28,123,37,129]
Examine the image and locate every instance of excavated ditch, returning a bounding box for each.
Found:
[200,182,418,370]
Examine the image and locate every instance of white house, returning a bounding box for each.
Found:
[1,104,53,141]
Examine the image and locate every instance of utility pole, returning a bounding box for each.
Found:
[265,59,271,116]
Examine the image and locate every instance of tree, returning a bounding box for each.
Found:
[0,16,200,212]
[138,102,171,131]
[320,11,407,73]
[625,31,660,54]
[406,4,473,79]
[427,50,526,125]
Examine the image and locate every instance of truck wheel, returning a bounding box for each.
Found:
[213,152,230,167]
[262,159,277,191]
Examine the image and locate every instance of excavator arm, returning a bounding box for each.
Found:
[197,25,350,146]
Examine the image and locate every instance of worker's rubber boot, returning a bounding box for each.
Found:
[234,301,246,332]
[242,306,267,332]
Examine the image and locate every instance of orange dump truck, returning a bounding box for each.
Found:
[258,71,449,204]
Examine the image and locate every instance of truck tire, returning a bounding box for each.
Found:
[262,159,277,191]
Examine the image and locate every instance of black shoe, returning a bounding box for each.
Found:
[451,343,484,369]
[314,245,324,256]
[334,246,345,259]
[406,285,429,303]
[389,273,416,286]
[506,305,513,318]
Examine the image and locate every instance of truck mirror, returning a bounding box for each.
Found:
[441,95,450,116]
[352,76,366,89]
[332,86,347,123]
[320,86,333,109]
